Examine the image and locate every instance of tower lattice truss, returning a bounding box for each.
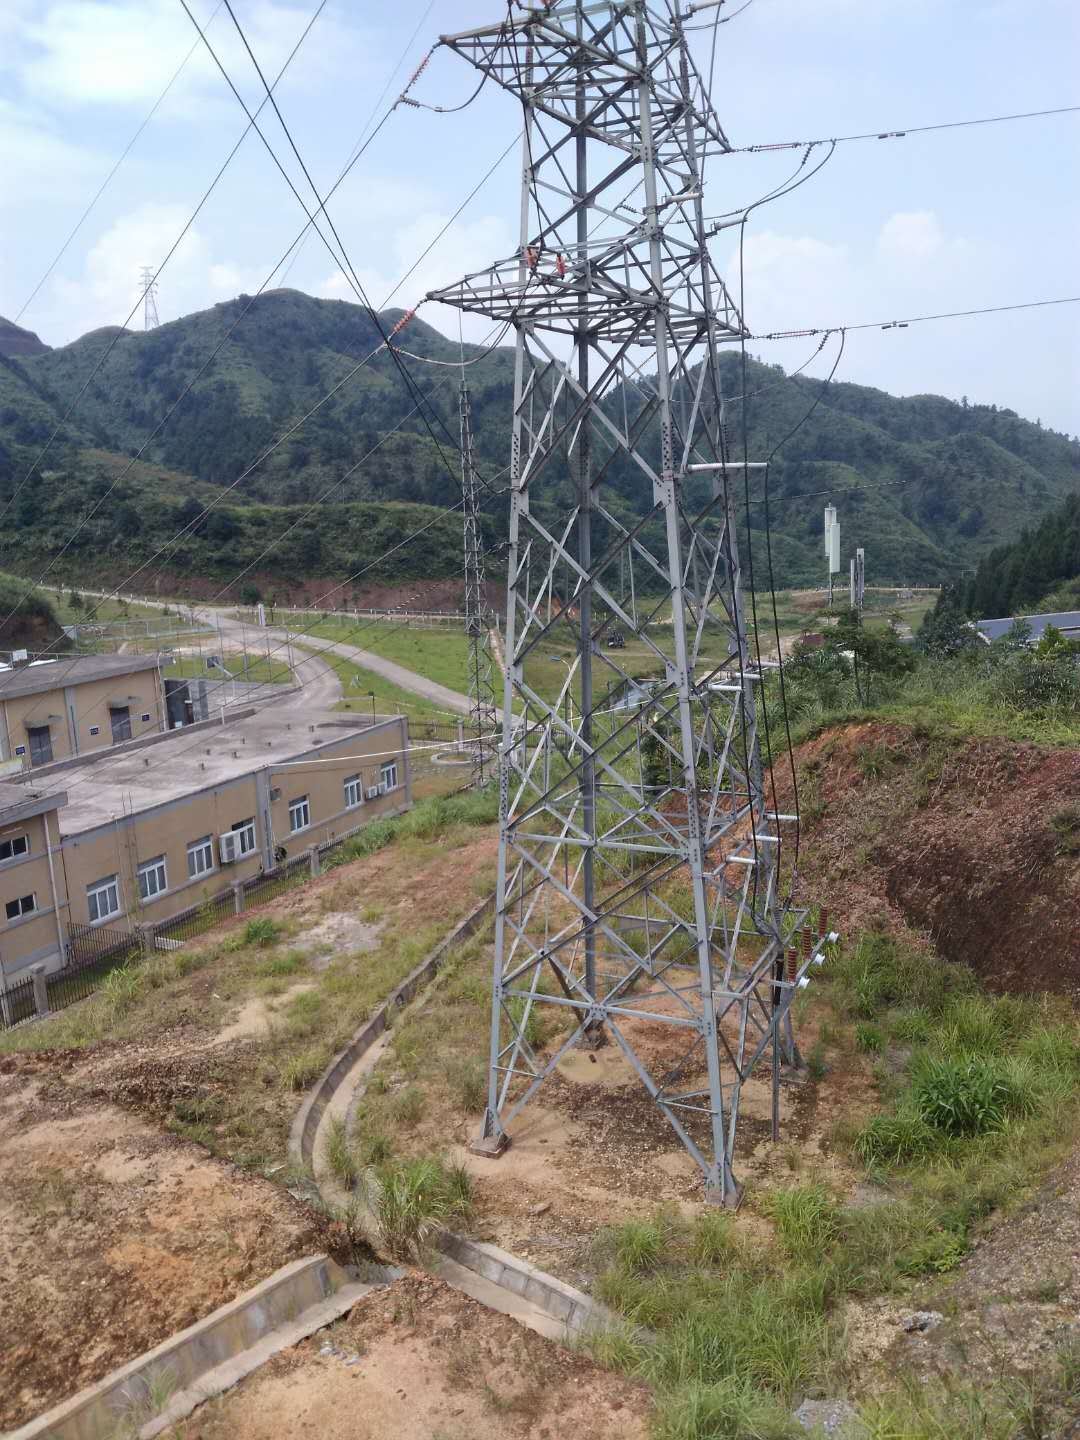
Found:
[460,378,499,784]
[430,0,831,1203]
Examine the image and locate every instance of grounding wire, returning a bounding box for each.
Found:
[208,0,517,505]
[723,102,1080,155]
[753,295,1080,340]
[0,0,329,534]
[276,0,438,288]
[13,0,227,326]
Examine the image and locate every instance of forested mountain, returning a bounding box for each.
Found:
[0,287,1075,596]
[964,492,1080,618]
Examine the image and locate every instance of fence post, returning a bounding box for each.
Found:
[233,882,245,915]
[137,924,153,958]
[308,845,321,878]
[29,964,49,1019]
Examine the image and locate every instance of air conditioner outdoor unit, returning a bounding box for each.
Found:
[218,831,239,864]
[377,781,389,795]
[366,786,379,801]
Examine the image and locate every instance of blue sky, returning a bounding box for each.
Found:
[1,0,1077,432]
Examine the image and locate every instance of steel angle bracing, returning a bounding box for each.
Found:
[430,0,822,1203]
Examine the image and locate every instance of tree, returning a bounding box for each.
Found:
[833,607,915,704]
[239,582,262,606]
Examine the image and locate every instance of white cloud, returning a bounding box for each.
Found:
[877,209,944,261]
[10,0,364,110]
[49,202,265,334]
[316,211,515,342]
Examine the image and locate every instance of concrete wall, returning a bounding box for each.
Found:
[56,717,411,936]
[0,809,68,980]
[0,667,164,769]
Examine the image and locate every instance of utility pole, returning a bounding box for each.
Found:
[429,0,829,1203]
[460,374,498,784]
[139,266,159,331]
[849,547,865,616]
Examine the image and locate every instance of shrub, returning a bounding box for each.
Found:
[390,1085,424,1128]
[855,1022,884,1054]
[912,1056,1035,1138]
[607,1215,669,1274]
[692,1211,735,1265]
[323,1115,358,1189]
[363,1155,474,1258]
[854,1111,939,1167]
[654,1376,799,1440]
[761,1184,838,1256]
[243,917,281,948]
[279,1047,328,1091]
[447,1058,486,1113]
[1051,805,1080,855]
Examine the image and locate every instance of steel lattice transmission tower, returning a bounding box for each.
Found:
[429,0,829,1202]
[460,374,498,783]
[139,266,160,331]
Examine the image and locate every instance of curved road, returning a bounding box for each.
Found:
[79,591,471,717]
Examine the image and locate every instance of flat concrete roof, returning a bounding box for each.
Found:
[975,611,1080,644]
[27,709,399,837]
[0,779,67,827]
[0,652,160,702]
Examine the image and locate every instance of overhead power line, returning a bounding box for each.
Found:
[13,0,227,325]
[754,295,1080,340]
[727,102,1080,154]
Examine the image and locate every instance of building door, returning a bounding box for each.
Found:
[109,707,132,743]
[27,726,53,766]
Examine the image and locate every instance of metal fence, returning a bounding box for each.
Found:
[0,973,37,1030]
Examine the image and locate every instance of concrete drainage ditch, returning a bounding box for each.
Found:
[290,891,620,1344]
[14,897,617,1440]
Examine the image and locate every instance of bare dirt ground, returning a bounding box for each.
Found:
[0,1068,323,1431]
[165,1274,651,1440]
[362,954,875,1288]
[778,720,1080,995]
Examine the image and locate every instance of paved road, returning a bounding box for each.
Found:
[78,590,470,717]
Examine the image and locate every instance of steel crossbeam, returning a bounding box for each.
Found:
[428,0,818,1202]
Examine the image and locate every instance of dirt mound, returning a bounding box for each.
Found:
[778,722,1080,994]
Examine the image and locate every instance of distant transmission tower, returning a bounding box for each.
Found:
[139,266,160,330]
[430,0,831,1203]
[460,373,498,783]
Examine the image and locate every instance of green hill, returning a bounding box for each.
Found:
[963,491,1080,617]
[0,289,1076,594]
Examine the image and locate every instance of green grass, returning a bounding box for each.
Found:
[362,1154,474,1258]
[296,644,448,726]
[299,617,472,695]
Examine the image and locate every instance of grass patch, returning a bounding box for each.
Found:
[363,1154,474,1258]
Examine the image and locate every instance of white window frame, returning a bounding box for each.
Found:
[232,818,257,856]
[289,795,311,833]
[0,834,29,864]
[87,875,121,925]
[344,774,362,810]
[5,893,36,921]
[380,761,399,791]
[137,855,168,902]
[187,835,215,879]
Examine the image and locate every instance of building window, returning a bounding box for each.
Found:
[137,855,168,902]
[187,835,215,879]
[232,818,257,856]
[87,876,121,924]
[5,894,36,921]
[89,726,100,737]
[27,726,53,766]
[380,761,399,791]
[0,835,29,864]
[344,774,362,809]
[110,706,132,744]
[289,796,311,833]
[141,712,151,723]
